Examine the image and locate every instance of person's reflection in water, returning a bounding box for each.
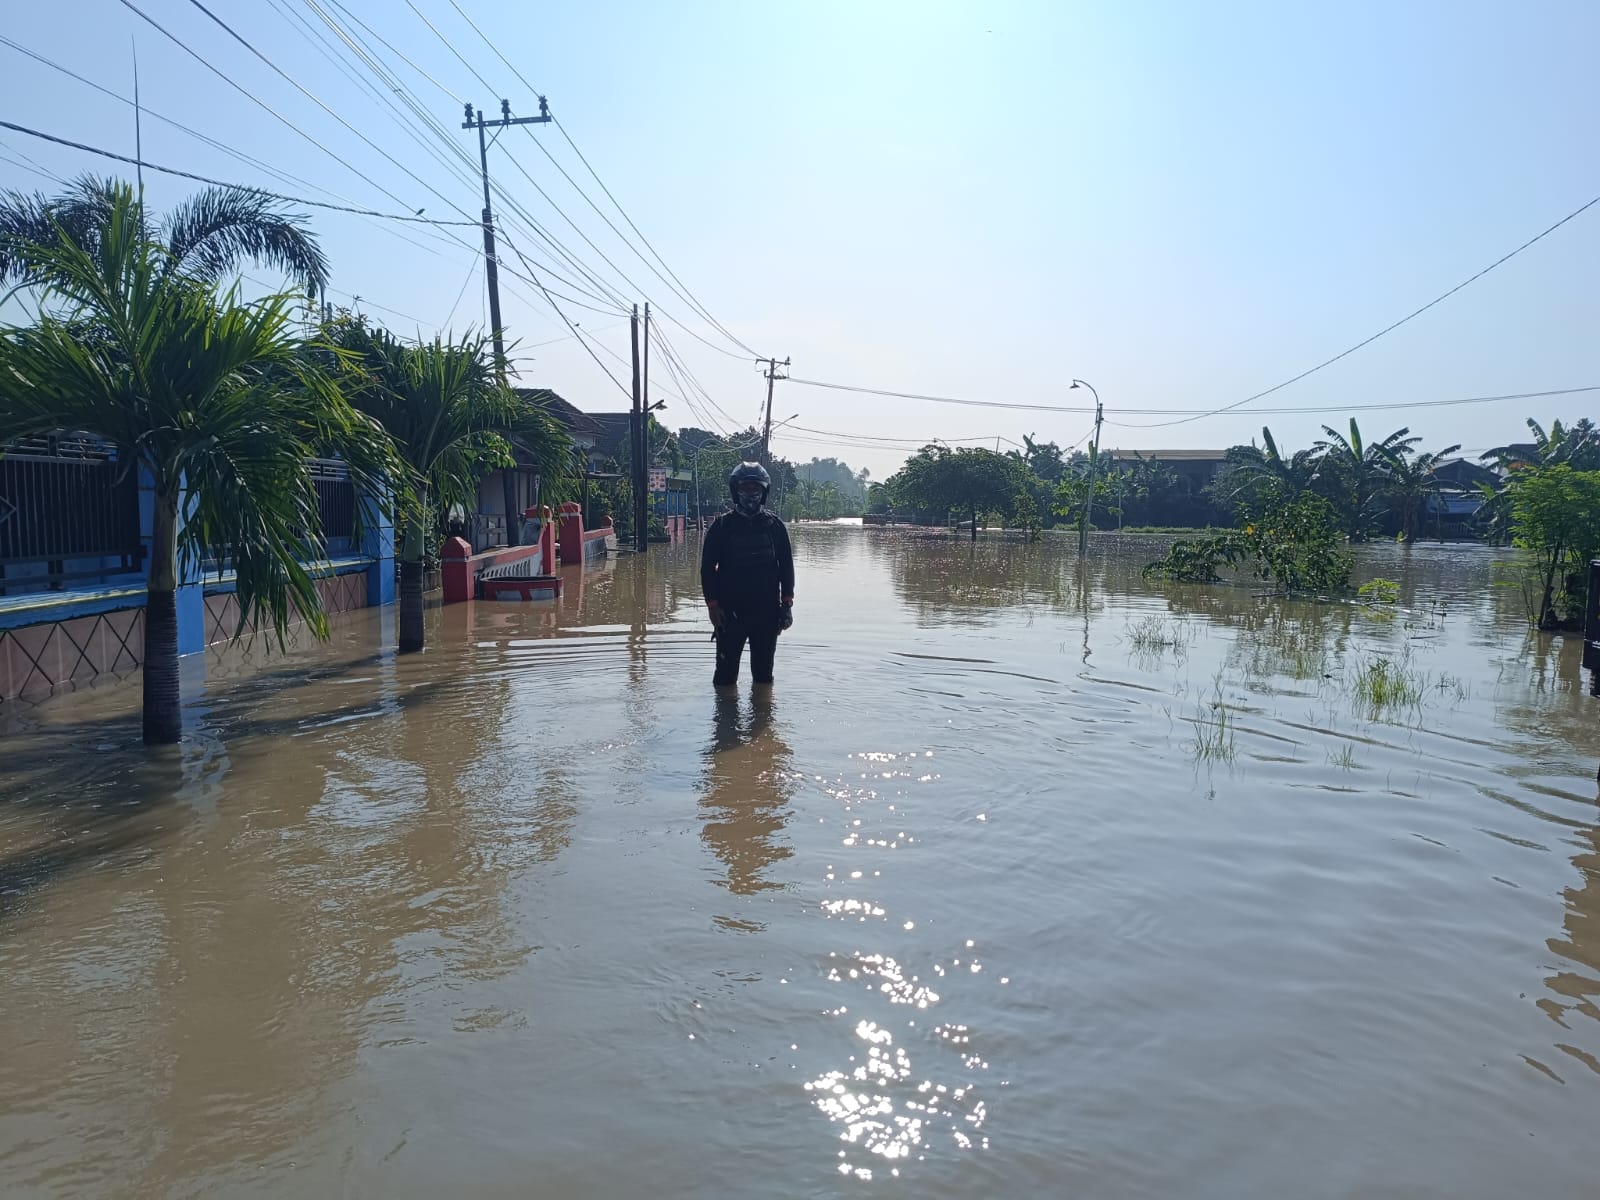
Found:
[698,689,795,931]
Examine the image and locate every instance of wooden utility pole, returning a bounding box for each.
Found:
[463,98,550,547]
[761,356,790,461]
[631,305,646,553]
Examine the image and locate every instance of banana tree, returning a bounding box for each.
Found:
[1380,442,1461,542]
[1313,419,1419,539]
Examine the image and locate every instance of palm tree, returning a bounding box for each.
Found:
[333,324,533,653]
[1219,427,1321,511]
[0,175,329,298]
[0,185,387,743]
[1475,418,1599,544]
[1482,417,1600,474]
[1380,443,1462,542]
[1313,419,1419,539]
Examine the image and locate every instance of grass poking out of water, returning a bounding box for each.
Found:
[1190,676,1238,766]
[1127,615,1192,658]
[1349,655,1424,714]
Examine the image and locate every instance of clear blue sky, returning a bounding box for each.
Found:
[2,0,1596,479]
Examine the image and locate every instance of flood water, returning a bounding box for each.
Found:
[2,527,1598,1198]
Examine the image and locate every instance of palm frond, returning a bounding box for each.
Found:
[0,175,130,289]
[162,185,329,297]
[0,186,375,646]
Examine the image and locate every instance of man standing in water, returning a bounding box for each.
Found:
[701,462,795,687]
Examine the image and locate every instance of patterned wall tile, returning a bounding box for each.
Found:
[2,569,372,703]
[0,607,147,702]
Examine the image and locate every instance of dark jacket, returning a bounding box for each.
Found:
[700,509,794,616]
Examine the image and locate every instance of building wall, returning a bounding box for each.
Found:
[0,567,378,706]
[0,606,145,702]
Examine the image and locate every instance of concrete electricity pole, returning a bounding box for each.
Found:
[761,356,790,462]
[631,305,646,553]
[462,98,549,547]
[461,98,550,380]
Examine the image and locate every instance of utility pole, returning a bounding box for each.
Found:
[761,356,790,462]
[631,305,646,554]
[463,98,550,547]
[1073,379,1103,559]
[462,97,551,380]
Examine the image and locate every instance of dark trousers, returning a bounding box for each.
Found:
[715,622,779,686]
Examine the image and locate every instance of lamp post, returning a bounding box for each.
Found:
[1072,379,1102,559]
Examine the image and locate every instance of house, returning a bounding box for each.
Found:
[578,412,635,472]
[1104,449,1230,490]
[1423,457,1500,537]
[470,389,607,549]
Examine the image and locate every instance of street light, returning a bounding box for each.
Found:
[1070,379,1103,558]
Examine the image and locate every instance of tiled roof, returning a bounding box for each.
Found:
[514,388,601,435]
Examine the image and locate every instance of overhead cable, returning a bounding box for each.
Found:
[0,120,477,226]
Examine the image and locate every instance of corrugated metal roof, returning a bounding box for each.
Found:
[1105,449,1229,462]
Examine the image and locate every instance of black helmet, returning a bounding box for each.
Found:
[728,461,771,514]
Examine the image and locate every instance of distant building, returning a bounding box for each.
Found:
[1104,449,1230,491]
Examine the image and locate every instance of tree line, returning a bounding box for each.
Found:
[867,417,1599,628]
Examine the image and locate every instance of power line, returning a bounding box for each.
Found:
[522,320,628,350]
[441,255,480,329]
[651,322,749,432]
[323,0,463,105]
[1,34,335,203]
[264,0,484,204]
[179,0,481,225]
[179,0,630,337]
[445,0,764,360]
[422,0,766,363]
[404,0,498,95]
[0,35,460,262]
[291,2,621,303]
[494,229,631,397]
[494,226,629,317]
[789,423,1020,447]
[0,120,478,226]
[786,376,1095,413]
[645,335,730,436]
[785,374,1600,419]
[1133,189,1600,430]
[1102,384,1600,424]
[115,0,440,219]
[0,138,65,185]
[239,272,429,325]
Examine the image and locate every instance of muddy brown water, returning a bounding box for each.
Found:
[1,528,1597,1198]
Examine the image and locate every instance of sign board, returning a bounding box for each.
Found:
[648,467,667,493]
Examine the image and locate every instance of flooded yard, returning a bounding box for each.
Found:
[2,527,1597,1198]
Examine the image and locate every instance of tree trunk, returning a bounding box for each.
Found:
[503,470,520,547]
[1538,540,1564,631]
[398,558,425,653]
[970,504,978,542]
[142,494,182,744]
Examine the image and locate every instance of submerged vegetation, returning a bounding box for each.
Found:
[1348,654,1424,715]
[1189,675,1238,766]
[1143,494,1353,593]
